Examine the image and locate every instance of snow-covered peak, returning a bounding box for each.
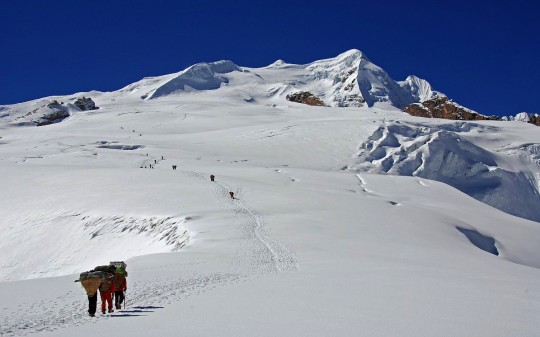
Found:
[307,49,365,69]
[0,49,445,114]
[515,112,531,122]
[399,75,441,102]
[301,49,438,108]
[99,49,443,109]
[266,59,287,68]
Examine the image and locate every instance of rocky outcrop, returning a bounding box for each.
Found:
[74,97,98,111]
[35,100,70,126]
[35,110,70,126]
[530,115,540,126]
[404,98,540,127]
[286,91,325,106]
[404,97,499,121]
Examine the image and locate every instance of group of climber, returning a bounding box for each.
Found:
[209,174,235,199]
[78,262,128,317]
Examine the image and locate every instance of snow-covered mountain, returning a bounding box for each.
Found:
[1,49,441,123]
[0,50,539,337]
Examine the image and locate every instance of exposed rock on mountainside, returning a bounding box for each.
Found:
[529,115,540,126]
[74,97,98,111]
[405,97,540,127]
[35,100,70,126]
[15,97,98,126]
[286,91,325,106]
[404,97,499,121]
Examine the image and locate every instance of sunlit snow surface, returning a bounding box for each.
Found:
[1,54,540,336]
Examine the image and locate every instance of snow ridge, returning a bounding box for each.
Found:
[148,60,240,99]
[0,212,190,282]
[0,49,443,115]
[398,75,441,102]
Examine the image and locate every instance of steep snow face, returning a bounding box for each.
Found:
[301,49,435,108]
[354,55,416,108]
[303,49,364,107]
[249,49,439,108]
[350,121,540,222]
[398,75,441,102]
[148,60,241,99]
[515,112,532,122]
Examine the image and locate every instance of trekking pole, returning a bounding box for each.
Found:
[124,291,127,310]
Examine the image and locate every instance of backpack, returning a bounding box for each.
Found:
[94,265,116,274]
[112,272,126,290]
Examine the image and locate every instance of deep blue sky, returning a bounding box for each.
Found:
[1,0,538,116]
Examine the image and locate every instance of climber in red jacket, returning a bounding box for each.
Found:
[99,272,115,314]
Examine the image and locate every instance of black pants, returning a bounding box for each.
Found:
[114,291,125,307]
[88,293,97,316]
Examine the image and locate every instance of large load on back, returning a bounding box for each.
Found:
[93,264,117,274]
[79,271,105,296]
[79,270,106,280]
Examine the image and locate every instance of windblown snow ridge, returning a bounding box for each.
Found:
[0,212,190,282]
[147,60,241,99]
[349,121,540,222]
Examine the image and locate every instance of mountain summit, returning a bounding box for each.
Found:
[112,49,441,108]
[1,49,442,122]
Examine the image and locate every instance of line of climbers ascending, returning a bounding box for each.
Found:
[78,261,128,317]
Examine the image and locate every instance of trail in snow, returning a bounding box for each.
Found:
[0,165,298,337]
[187,170,299,274]
[0,274,241,337]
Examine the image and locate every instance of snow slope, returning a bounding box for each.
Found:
[0,51,540,337]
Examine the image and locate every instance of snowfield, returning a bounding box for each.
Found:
[1,50,539,336]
